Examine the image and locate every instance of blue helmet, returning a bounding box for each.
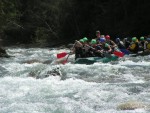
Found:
[99,38,106,43]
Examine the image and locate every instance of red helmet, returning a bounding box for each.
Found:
[105,35,110,40]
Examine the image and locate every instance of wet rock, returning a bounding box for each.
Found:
[28,67,61,79]
[43,60,53,64]
[22,59,42,64]
[0,47,11,58]
[117,101,146,110]
[28,72,36,78]
[46,67,61,76]
[36,74,50,79]
[23,59,54,64]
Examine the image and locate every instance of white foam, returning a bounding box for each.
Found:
[0,48,150,113]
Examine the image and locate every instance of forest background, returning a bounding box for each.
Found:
[0,0,150,47]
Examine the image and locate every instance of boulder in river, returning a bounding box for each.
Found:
[0,47,11,58]
[28,67,62,79]
[22,59,42,64]
[117,101,146,110]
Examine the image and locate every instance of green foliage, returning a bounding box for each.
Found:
[0,0,150,46]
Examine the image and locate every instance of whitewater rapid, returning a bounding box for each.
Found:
[0,48,150,113]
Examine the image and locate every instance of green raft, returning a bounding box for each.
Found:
[75,54,118,64]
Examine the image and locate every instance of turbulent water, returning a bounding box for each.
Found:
[0,48,150,113]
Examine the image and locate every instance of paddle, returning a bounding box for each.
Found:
[113,51,124,57]
[62,53,70,64]
[57,52,68,59]
[62,42,77,64]
[56,41,79,59]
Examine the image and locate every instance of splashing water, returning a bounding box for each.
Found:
[0,48,150,113]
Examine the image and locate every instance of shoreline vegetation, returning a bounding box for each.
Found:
[0,0,150,48]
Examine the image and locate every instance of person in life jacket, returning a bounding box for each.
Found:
[115,38,126,49]
[88,39,103,57]
[81,37,92,57]
[144,38,150,52]
[82,37,89,51]
[74,39,85,60]
[123,38,131,49]
[83,37,89,44]
[96,35,105,45]
[99,38,112,54]
[100,35,105,38]
[139,36,148,52]
[95,30,101,42]
[105,35,117,51]
[128,37,139,53]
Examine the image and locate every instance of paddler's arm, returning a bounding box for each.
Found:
[108,46,112,53]
[106,43,112,53]
[111,40,117,48]
[144,41,148,52]
[75,40,83,47]
[71,40,83,54]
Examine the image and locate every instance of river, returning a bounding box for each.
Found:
[0,48,150,113]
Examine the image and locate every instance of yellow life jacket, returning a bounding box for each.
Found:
[146,43,150,50]
[130,43,136,50]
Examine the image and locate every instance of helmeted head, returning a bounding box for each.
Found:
[83,37,88,42]
[99,38,106,43]
[116,38,120,43]
[96,30,100,34]
[96,30,101,37]
[132,37,137,42]
[100,35,105,38]
[79,39,84,43]
[140,36,144,41]
[105,35,110,40]
[90,39,97,45]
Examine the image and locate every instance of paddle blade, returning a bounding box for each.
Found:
[113,51,124,57]
[57,52,67,59]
